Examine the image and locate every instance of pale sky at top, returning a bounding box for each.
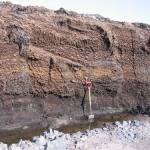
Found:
[2,0,150,24]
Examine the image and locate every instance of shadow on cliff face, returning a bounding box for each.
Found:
[131,105,150,116]
[6,24,30,57]
[148,37,150,47]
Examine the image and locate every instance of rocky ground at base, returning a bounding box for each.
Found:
[0,116,150,150]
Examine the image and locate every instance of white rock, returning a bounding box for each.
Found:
[122,121,128,127]
[35,136,47,146]
[0,143,8,150]
[9,144,21,150]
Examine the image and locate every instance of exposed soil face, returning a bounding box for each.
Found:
[0,2,150,131]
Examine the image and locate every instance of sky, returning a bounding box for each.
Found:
[2,0,150,24]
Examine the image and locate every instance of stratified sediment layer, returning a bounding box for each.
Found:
[0,2,150,130]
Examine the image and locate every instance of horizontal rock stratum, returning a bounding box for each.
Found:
[0,2,150,130]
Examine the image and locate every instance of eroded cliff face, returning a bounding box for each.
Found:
[0,2,150,130]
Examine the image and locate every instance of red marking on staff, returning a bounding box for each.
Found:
[86,81,92,89]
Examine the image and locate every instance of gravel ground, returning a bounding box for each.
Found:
[0,117,150,150]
